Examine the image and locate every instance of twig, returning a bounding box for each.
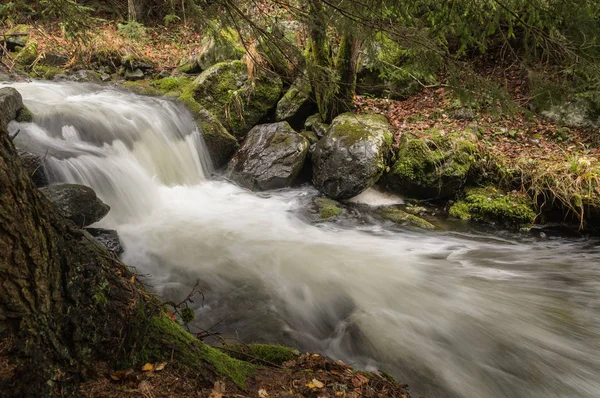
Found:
[9,129,20,141]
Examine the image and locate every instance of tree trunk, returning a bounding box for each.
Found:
[331,34,361,119]
[0,123,139,397]
[306,0,334,121]
[128,0,145,22]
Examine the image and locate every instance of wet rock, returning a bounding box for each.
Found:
[17,149,48,187]
[124,68,145,81]
[184,101,238,168]
[190,61,282,138]
[312,113,393,200]
[275,77,314,129]
[70,70,102,83]
[40,184,110,227]
[378,206,435,230]
[304,114,329,138]
[383,130,478,199]
[0,72,13,82]
[448,187,536,230]
[227,122,309,190]
[0,87,25,129]
[85,228,124,256]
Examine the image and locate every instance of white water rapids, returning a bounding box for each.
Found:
[5,81,600,398]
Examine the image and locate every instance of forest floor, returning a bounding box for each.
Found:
[80,354,411,398]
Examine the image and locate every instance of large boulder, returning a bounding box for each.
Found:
[312,113,393,200]
[0,87,25,129]
[275,77,314,129]
[383,130,478,199]
[190,60,282,138]
[227,122,309,190]
[40,184,110,227]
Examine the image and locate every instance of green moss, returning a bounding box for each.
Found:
[191,61,282,138]
[133,313,255,389]
[30,64,62,80]
[449,186,536,230]
[313,197,344,220]
[151,76,192,95]
[379,207,435,230]
[223,344,300,365]
[15,41,38,65]
[16,106,33,122]
[385,130,478,199]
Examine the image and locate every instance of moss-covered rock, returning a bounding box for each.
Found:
[15,40,38,65]
[304,113,329,138]
[222,344,300,366]
[30,64,63,80]
[384,130,478,199]
[190,61,283,138]
[179,95,239,168]
[379,207,435,230]
[312,113,393,199]
[449,186,536,230]
[314,197,344,220]
[4,24,30,51]
[227,121,309,190]
[178,29,245,74]
[275,77,314,128]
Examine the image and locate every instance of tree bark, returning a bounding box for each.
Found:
[128,0,145,22]
[0,123,139,397]
[306,0,333,121]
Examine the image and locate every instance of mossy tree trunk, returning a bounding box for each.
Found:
[330,34,360,120]
[0,124,141,397]
[306,0,334,122]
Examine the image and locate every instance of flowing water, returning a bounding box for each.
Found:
[5,81,600,398]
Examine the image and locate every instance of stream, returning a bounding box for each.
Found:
[5,81,600,398]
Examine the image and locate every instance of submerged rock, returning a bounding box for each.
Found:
[227,122,309,190]
[312,113,393,200]
[40,184,110,227]
[275,77,314,128]
[85,228,124,257]
[379,206,435,230]
[190,61,282,138]
[448,187,536,230]
[311,197,344,221]
[384,130,478,199]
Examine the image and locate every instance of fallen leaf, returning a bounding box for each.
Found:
[141,363,154,372]
[258,388,269,397]
[130,275,135,283]
[351,373,369,387]
[154,362,167,371]
[306,379,325,389]
[209,380,226,398]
